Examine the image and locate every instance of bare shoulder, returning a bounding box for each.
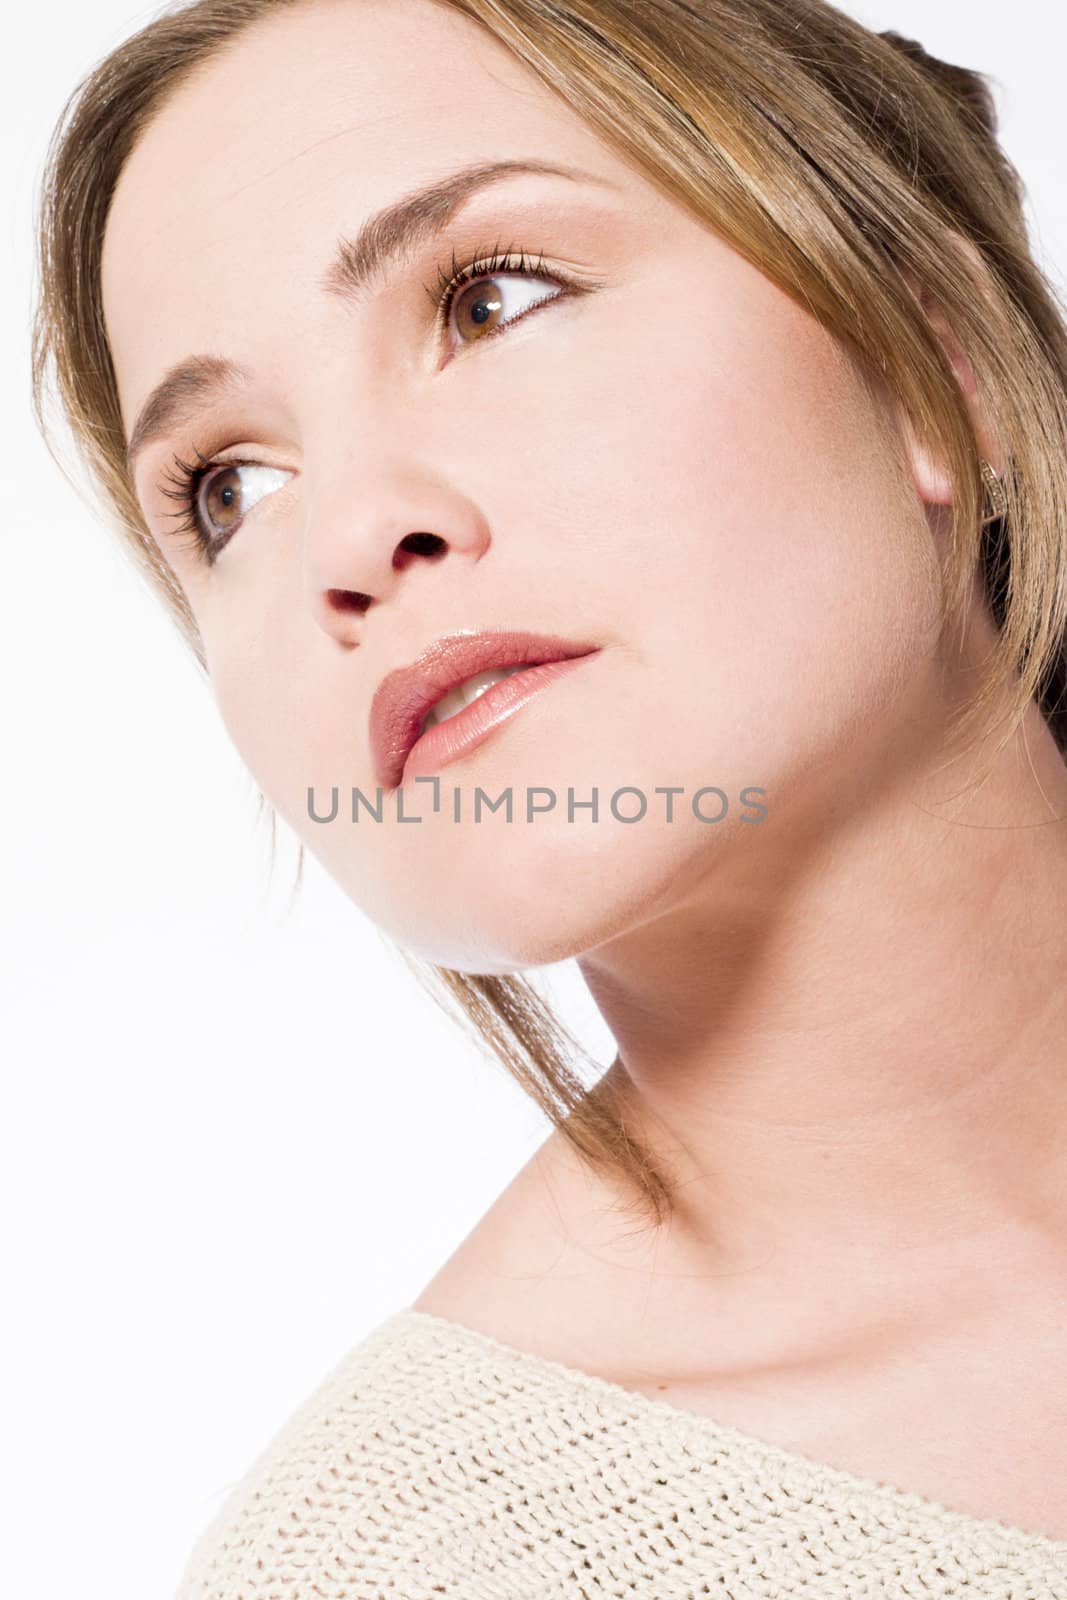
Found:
[409,1126,640,1359]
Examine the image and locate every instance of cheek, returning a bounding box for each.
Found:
[204,625,430,932]
[204,626,305,805]
[200,544,343,797]
[526,276,941,755]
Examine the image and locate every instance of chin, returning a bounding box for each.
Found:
[350,821,718,974]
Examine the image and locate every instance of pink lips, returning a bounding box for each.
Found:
[369,630,601,789]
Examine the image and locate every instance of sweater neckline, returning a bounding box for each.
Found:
[386,1306,1067,1558]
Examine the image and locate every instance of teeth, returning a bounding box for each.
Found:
[420,664,532,733]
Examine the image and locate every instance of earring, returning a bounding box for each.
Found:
[979,458,1008,523]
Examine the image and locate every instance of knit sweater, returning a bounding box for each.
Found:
[174,1306,1067,1598]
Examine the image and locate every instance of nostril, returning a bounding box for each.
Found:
[326,588,372,615]
[393,532,446,569]
[325,533,446,613]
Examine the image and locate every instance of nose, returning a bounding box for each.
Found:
[302,457,492,645]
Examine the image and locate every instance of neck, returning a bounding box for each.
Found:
[576,687,1067,1339]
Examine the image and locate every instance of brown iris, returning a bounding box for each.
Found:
[202,467,243,533]
[452,278,505,342]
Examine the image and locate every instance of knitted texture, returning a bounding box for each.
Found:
[174,1307,1067,1598]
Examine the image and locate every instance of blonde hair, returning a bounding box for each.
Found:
[32,0,1067,1230]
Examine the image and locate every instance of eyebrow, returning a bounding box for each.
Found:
[124,157,610,477]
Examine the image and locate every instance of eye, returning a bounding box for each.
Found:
[158,451,290,564]
[445,270,564,348]
[197,462,288,539]
[431,244,580,356]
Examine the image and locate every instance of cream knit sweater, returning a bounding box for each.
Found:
[174,1307,1067,1598]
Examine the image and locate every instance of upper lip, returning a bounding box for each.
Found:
[370,629,600,788]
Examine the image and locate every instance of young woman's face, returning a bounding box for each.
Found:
[102,0,945,971]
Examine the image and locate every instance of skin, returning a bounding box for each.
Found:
[101,0,1067,1537]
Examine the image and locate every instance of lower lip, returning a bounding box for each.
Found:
[399,653,600,784]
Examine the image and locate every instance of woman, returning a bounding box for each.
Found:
[32,0,1067,1593]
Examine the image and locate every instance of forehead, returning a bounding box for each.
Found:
[101,0,632,441]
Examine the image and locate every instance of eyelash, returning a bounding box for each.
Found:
[156,241,574,565]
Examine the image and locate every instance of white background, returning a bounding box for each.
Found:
[3,3,1064,1597]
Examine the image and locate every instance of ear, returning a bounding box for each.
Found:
[897,240,1006,508]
